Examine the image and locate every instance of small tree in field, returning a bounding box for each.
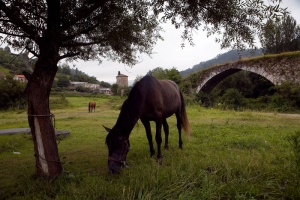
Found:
[0,0,284,177]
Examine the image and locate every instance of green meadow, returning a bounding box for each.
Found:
[0,95,300,199]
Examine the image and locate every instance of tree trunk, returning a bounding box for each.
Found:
[24,59,62,177]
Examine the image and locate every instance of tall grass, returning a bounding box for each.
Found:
[0,95,300,199]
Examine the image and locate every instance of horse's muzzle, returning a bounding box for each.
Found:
[108,158,128,174]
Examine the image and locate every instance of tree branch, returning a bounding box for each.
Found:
[61,40,105,48]
[0,30,29,38]
[62,22,100,41]
[59,52,81,60]
[60,0,109,32]
[0,1,38,41]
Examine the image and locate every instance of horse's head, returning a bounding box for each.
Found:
[103,126,130,174]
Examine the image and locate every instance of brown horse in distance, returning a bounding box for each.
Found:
[88,101,96,112]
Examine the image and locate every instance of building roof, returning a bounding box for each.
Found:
[116,74,128,77]
[116,71,128,77]
[14,75,26,78]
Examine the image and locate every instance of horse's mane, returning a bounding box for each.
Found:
[107,80,145,142]
[115,86,143,130]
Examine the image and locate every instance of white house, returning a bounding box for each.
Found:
[13,75,27,83]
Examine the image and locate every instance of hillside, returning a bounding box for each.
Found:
[180,49,263,77]
[0,47,99,84]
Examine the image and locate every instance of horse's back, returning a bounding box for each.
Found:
[134,75,181,119]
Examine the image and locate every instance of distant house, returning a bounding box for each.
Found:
[85,83,100,91]
[69,81,101,92]
[116,71,128,87]
[13,75,27,83]
[69,81,87,89]
[99,87,112,95]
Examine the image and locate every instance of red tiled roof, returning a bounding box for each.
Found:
[15,75,25,78]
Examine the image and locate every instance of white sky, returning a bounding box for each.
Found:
[72,0,300,85]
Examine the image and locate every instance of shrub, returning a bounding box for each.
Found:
[0,75,27,110]
[219,88,245,110]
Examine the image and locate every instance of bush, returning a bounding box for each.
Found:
[267,83,300,112]
[0,75,27,110]
[219,88,245,110]
[50,94,69,109]
[75,86,91,93]
[195,91,214,107]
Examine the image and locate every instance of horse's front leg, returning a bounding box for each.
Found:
[141,119,155,157]
[155,120,163,165]
[162,118,169,149]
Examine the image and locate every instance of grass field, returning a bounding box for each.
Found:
[0,95,300,199]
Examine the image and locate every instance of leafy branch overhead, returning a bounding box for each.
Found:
[0,0,285,65]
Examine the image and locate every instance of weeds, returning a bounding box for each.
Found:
[288,131,300,175]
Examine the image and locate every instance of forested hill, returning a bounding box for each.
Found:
[0,47,99,84]
[180,49,263,77]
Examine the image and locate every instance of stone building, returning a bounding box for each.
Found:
[116,71,128,87]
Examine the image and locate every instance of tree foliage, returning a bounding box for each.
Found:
[0,75,26,110]
[0,0,284,64]
[260,14,300,54]
[100,81,111,88]
[0,1,162,66]
[149,67,181,83]
[56,75,70,88]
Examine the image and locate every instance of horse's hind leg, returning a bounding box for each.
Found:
[141,119,155,157]
[155,120,163,165]
[176,112,183,149]
[162,118,169,149]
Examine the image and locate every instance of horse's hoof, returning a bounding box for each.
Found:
[150,151,155,157]
[164,145,169,150]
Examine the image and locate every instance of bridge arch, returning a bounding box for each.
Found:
[196,52,300,93]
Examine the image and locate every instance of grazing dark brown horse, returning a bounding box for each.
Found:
[88,101,96,113]
[103,75,190,174]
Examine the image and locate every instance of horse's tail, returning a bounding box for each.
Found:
[179,91,190,135]
[88,102,90,112]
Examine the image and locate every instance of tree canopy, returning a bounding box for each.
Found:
[0,0,284,66]
[260,14,300,54]
[149,67,181,83]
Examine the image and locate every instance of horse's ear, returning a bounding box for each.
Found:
[102,125,111,133]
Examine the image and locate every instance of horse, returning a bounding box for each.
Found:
[103,75,190,174]
[88,101,96,113]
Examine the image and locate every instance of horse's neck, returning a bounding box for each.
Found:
[115,98,141,136]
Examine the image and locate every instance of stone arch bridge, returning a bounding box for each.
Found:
[196,52,300,93]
